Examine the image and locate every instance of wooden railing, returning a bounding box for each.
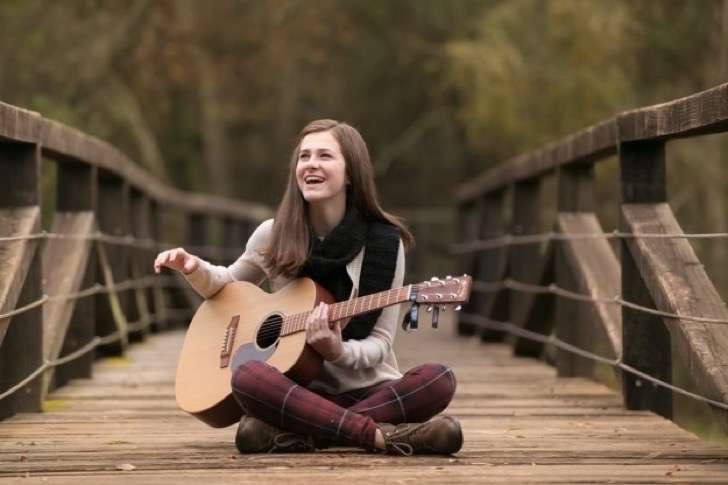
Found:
[454,82,728,434]
[0,101,271,421]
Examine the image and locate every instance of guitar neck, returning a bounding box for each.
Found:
[282,285,414,336]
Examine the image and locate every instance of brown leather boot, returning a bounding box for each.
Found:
[235,415,316,453]
[379,415,463,456]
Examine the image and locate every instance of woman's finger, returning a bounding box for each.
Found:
[317,303,328,331]
[154,252,167,272]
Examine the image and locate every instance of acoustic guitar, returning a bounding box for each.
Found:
[175,275,472,428]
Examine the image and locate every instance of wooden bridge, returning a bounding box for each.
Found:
[2,83,728,483]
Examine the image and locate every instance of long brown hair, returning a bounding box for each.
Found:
[264,119,415,278]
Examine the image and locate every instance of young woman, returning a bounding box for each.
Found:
[153,119,462,455]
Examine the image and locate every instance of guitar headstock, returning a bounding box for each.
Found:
[414,274,472,306]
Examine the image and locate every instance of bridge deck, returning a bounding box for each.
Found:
[2,317,728,484]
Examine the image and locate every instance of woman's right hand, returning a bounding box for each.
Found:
[154,247,199,275]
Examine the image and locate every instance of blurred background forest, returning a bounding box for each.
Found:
[3,0,728,440]
[1,0,725,208]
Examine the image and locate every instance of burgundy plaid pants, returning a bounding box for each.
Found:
[231,361,457,450]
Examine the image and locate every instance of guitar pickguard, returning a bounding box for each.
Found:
[230,342,278,373]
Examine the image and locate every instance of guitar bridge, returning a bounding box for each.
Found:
[220,315,240,368]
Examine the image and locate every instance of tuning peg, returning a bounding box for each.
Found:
[440,305,447,312]
[446,275,452,280]
[455,305,462,311]
[430,276,439,281]
[426,306,433,313]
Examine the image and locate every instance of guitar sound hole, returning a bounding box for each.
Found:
[257,314,283,349]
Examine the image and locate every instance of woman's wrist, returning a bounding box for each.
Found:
[327,344,343,362]
[326,342,346,363]
[181,256,200,275]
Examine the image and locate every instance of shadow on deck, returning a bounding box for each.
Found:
[2,314,728,484]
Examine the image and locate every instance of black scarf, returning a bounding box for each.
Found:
[299,203,400,341]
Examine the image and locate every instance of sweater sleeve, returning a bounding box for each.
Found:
[183,219,273,299]
[329,239,405,370]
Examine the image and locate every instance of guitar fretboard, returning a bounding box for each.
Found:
[281,285,414,336]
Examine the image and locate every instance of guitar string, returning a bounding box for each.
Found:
[254,286,421,340]
[273,287,419,338]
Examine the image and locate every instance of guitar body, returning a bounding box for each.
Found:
[175,278,334,428]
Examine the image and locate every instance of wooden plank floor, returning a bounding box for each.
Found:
[2,314,728,484]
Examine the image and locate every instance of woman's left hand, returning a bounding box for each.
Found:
[305,302,343,361]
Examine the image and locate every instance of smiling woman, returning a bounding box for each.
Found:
[154,119,462,456]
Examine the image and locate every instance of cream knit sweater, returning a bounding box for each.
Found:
[183,219,406,394]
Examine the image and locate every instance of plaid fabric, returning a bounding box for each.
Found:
[231,361,457,450]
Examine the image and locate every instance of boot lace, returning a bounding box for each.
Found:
[383,423,428,456]
[271,432,314,453]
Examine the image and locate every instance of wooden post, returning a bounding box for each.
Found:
[456,200,480,336]
[475,188,508,341]
[149,200,167,332]
[129,188,152,341]
[509,179,541,319]
[408,220,424,283]
[159,207,189,328]
[555,163,595,377]
[241,220,255,250]
[95,172,131,355]
[222,216,245,266]
[54,162,97,386]
[188,212,209,260]
[620,140,672,419]
[0,142,43,418]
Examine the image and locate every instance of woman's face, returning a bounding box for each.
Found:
[296,130,348,204]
